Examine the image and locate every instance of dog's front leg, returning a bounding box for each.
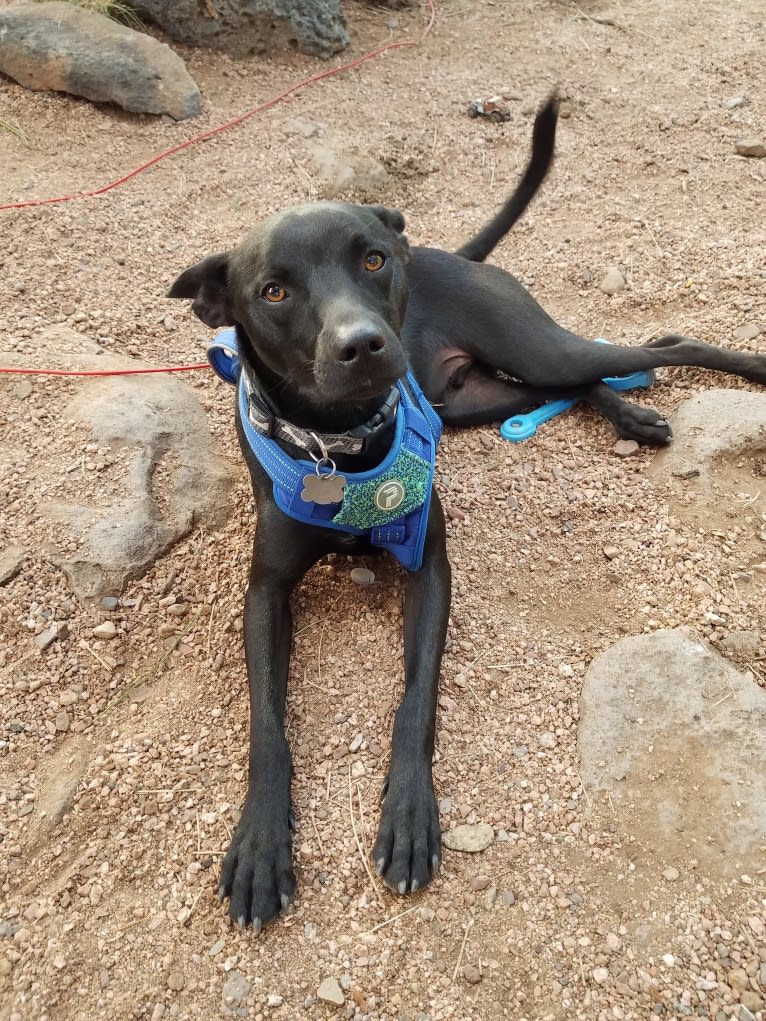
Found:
[373,493,451,894]
[219,506,320,930]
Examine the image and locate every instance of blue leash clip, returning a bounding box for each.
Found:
[500,339,654,442]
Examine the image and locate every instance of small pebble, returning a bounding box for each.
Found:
[735,138,766,158]
[208,938,225,957]
[470,876,491,891]
[501,890,517,906]
[266,994,283,1007]
[317,977,344,1006]
[733,323,762,341]
[613,439,640,457]
[539,731,557,749]
[93,621,117,640]
[600,267,626,295]
[740,992,765,1014]
[592,967,609,985]
[727,968,749,992]
[463,964,482,984]
[662,867,680,882]
[603,546,620,560]
[167,972,184,991]
[55,711,71,732]
[350,567,375,587]
[36,622,67,651]
[100,596,119,611]
[442,823,494,853]
[223,971,250,1005]
[720,630,761,657]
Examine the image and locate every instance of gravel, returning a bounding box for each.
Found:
[2,2,766,1020]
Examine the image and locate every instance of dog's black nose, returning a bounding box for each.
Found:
[336,326,387,364]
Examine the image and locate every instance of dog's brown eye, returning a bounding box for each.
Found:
[364,252,385,272]
[262,283,287,303]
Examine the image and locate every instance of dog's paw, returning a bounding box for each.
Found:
[218,804,296,931]
[372,773,441,895]
[615,403,672,446]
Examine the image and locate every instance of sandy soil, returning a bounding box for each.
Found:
[1,0,765,1019]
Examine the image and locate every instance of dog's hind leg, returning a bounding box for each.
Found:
[504,332,766,390]
[433,362,672,444]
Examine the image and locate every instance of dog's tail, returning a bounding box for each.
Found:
[455,93,559,263]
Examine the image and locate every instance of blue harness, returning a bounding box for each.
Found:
[208,329,442,571]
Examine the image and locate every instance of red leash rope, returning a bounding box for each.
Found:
[0,0,436,213]
[1,2,436,378]
[0,364,210,376]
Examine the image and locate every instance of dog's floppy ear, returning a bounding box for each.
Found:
[366,205,406,235]
[167,253,234,328]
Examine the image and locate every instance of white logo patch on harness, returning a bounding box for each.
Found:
[374,479,405,512]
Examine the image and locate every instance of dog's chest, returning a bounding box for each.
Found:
[328,532,377,556]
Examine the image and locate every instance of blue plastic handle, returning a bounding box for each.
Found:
[500,338,654,442]
[500,399,578,441]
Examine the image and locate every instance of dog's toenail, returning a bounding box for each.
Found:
[411,879,419,893]
[398,880,407,895]
[237,915,246,929]
[253,917,262,933]
[218,886,226,903]
[376,857,386,876]
[431,854,440,872]
[280,893,290,911]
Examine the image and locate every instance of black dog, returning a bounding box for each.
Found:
[169,96,766,930]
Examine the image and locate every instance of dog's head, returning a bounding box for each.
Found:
[168,202,411,412]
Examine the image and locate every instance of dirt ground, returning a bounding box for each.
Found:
[1,0,766,1019]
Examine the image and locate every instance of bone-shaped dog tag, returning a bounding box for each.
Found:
[301,473,346,505]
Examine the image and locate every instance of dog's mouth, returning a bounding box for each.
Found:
[313,361,406,406]
[312,328,409,406]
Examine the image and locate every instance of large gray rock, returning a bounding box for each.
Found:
[655,389,766,467]
[0,2,201,120]
[578,629,766,872]
[648,388,766,532]
[130,0,349,58]
[2,328,236,600]
[52,374,235,599]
